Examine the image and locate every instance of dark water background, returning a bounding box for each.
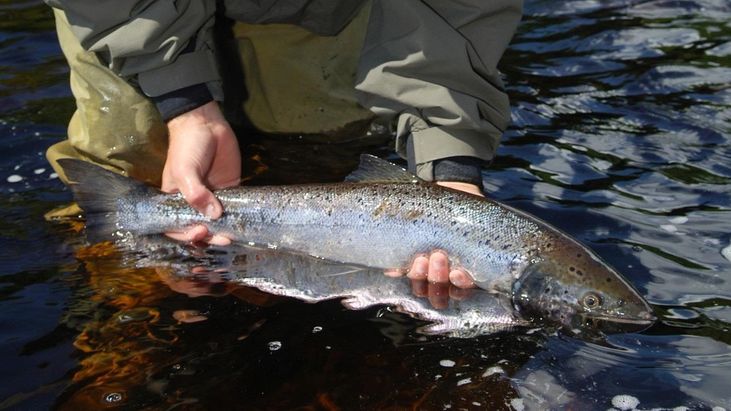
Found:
[1,0,731,409]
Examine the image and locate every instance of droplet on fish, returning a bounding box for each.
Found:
[268,341,282,351]
[611,394,639,410]
[439,359,455,367]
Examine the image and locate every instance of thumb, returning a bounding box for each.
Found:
[180,175,223,219]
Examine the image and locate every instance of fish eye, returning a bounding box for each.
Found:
[581,292,602,310]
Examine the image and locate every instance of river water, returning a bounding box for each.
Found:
[1,0,730,409]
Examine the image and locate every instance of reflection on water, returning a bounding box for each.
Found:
[1,0,731,409]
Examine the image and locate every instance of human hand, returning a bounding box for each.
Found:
[409,278,474,309]
[162,101,241,245]
[384,181,483,290]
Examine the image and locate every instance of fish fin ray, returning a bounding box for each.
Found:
[57,159,158,241]
[345,154,420,184]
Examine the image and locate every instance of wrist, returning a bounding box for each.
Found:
[167,101,226,133]
[436,181,484,197]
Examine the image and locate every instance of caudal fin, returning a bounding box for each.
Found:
[56,159,157,240]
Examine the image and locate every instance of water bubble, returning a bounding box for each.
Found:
[669,216,688,224]
[33,168,45,175]
[49,173,58,179]
[611,394,639,410]
[456,378,472,386]
[104,392,123,403]
[268,341,282,351]
[312,326,323,333]
[439,359,455,367]
[7,175,22,183]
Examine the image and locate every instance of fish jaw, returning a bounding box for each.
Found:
[510,252,655,334]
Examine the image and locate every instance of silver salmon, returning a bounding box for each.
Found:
[58,155,655,332]
[133,237,523,338]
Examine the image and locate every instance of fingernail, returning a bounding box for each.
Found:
[205,203,216,218]
[431,258,446,269]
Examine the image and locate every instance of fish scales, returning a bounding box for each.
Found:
[58,155,655,333]
[124,181,546,287]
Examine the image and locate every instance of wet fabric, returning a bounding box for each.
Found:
[46,0,522,184]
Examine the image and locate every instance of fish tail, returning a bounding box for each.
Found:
[56,159,157,240]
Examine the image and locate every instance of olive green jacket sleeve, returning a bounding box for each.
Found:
[44,0,222,99]
[355,0,523,178]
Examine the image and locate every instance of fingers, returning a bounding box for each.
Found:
[165,225,232,246]
[449,269,475,289]
[180,174,223,219]
[428,250,450,283]
[400,251,476,289]
[409,279,473,309]
[407,254,429,280]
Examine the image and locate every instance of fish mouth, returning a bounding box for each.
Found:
[578,311,656,333]
[583,314,656,325]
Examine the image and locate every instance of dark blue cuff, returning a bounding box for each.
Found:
[433,156,484,187]
[151,83,213,122]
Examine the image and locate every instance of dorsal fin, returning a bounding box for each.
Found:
[345,154,420,183]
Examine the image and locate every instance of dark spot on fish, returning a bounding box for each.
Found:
[545,287,551,293]
[606,277,612,283]
[577,253,582,258]
[576,270,584,277]
[502,244,512,250]
[569,266,575,272]
[546,243,552,249]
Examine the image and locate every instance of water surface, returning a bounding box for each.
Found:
[1,0,730,409]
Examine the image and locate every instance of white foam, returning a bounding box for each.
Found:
[6,175,22,183]
[510,398,525,411]
[482,366,505,377]
[439,359,456,367]
[669,216,688,224]
[49,173,58,179]
[660,224,678,233]
[33,168,45,175]
[722,244,731,263]
[611,394,639,410]
[267,341,282,351]
[456,378,471,386]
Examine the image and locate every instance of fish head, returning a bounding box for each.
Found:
[511,250,655,334]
